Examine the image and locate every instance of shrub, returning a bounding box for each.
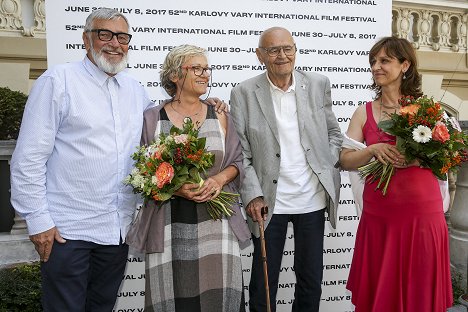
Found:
[452,268,465,304]
[0,262,42,311]
[0,87,28,140]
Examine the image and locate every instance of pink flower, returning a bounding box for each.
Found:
[155,162,174,188]
[432,122,450,143]
[174,134,188,144]
[154,149,162,160]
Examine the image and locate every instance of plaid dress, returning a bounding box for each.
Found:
[145,106,245,312]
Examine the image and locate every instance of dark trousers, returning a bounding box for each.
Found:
[41,239,129,312]
[249,209,325,312]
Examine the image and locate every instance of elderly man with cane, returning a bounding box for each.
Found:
[230,27,342,312]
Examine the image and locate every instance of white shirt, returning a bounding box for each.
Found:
[10,57,153,244]
[267,73,326,214]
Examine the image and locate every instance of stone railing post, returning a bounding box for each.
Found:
[450,121,468,283]
[0,141,37,267]
[0,141,27,235]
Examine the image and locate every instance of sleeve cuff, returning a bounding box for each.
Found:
[25,213,55,236]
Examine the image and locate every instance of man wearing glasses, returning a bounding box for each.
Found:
[230,27,342,312]
[10,8,149,312]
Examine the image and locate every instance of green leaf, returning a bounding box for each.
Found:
[377,119,395,132]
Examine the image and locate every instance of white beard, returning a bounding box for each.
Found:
[90,42,128,75]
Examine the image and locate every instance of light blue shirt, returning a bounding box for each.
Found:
[10,57,153,245]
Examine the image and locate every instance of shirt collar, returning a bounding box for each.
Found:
[83,56,124,87]
[266,72,296,93]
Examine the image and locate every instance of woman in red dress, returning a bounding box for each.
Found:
[340,37,453,312]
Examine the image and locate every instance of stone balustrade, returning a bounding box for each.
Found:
[393,0,468,52]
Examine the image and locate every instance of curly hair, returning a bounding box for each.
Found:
[369,36,422,99]
[160,45,207,97]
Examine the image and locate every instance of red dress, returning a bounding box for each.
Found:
[346,102,453,311]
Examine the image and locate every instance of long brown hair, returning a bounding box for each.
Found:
[369,37,422,99]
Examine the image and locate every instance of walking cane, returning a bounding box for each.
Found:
[259,206,271,312]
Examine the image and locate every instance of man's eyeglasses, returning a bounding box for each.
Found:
[87,29,132,45]
[259,45,297,57]
[182,65,213,77]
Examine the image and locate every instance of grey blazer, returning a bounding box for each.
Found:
[230,70,343,237]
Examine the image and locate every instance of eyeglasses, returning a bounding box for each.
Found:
[259,45,297,57]
[87,29,132,45]
[182,65,213,77]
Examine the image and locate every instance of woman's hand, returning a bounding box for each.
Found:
[367,143,406,166]
[205,97,229,113]
[393,158,421,169]
[174,177,223,203]
[195,176,223,202]
[174,183,204,202]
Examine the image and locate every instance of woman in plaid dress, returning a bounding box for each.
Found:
[126,45,251,312]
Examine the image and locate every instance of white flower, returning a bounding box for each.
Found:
[131,174,145,189]
[448,116,462,132]
[412,125,432,143]
[123,175,132,184]
[131,168,140,175]
[145,145,157,158]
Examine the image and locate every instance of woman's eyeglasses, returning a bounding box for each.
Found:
[182,65,213,77]
[87,29,132,45]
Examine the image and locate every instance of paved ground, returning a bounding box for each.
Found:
[449,305,467,312]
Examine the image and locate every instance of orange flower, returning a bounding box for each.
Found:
[441,166,449,174]
[155,162,174,188]
[432,121,450,143]
[400,104,419,116]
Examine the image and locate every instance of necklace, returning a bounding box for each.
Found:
[380,97,399,110]
[170,100,204,121]
[379,97,399,121]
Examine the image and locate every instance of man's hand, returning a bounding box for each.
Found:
[205,97,229,113]
[29,227,66,262]
[246,197,268,222]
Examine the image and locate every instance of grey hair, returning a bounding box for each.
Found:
[160,45,207,97]
[84,8,130,32]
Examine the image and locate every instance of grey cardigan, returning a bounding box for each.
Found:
[125,101,251,253]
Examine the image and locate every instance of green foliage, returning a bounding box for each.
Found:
[377,95,468,180]
[0,262,42,312]
[452,268,465,304]
[0,87,28,140]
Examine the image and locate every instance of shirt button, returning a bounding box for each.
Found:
[276,153,280,157]
[273,180,277,184]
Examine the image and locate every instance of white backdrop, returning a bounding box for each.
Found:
[45,1,391,311]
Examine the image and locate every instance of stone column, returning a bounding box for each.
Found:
[10,212,27,234]
[450,161,468,282]
[0,140,27,234]
[0,140,37,266]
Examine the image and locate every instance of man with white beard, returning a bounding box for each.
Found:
[10,8,151,312]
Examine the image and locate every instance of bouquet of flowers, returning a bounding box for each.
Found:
[359,95,468,195]
[124,117,238,220]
